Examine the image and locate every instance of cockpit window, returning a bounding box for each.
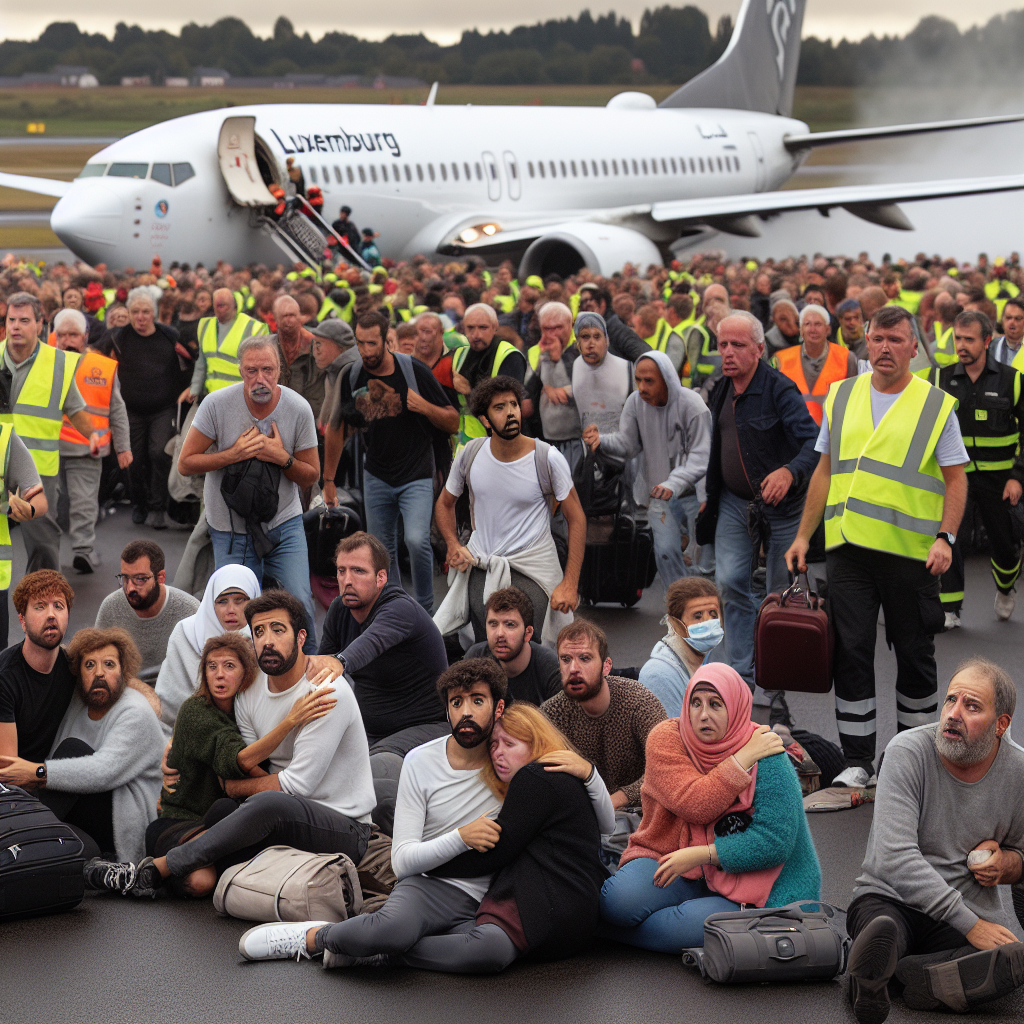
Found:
[151,163,172,186]
[77,164,106,178]
[107,163,148,178]
[172,163,195,186]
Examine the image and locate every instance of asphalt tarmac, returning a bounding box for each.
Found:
[2,507,1022,1024]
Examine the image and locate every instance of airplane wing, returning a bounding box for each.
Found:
[0,172,71,198]
[783,114,1024,152]
[650,175,1024,232]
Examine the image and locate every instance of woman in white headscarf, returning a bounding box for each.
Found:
[155,565,261,735]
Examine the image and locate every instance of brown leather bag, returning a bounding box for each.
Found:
[754,573,833,694]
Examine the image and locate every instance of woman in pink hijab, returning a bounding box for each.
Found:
[599,663,821,952]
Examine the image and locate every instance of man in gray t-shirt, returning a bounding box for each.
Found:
[178,336,320,650]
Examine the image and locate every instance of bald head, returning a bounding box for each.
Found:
[273,294,302,337]
[538,301,573,326]
[703,284,729,308]
[213,288,236,324]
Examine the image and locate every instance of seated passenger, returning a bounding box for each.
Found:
[600,664,820,952]
[639,577,724,716]
[541,620,667,811]
[83,591,375,898]
[95,540,200,672]
[0,628,163,863]
[464,587,561,706]
[155,565,262,735]
[146,632,333,896]
[845,658,1024,1023]
[236,665,613,970]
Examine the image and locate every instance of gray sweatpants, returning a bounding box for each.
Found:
[316,875,518,974]
[19,474,60,572]
[58,456,102,559]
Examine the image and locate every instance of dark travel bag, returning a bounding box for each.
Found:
[579,513,657,608]
[682,902,850,984]
[754,572,833,693]
[0,782,85,921]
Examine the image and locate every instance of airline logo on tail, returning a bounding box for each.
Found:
[767,0,798,80]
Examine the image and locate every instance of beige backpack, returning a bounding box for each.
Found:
[213,845,363,923]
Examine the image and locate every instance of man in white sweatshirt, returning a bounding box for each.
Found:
[85,590,375,898]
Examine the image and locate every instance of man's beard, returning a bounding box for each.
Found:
[450,714,494,750]
[125,585,160,611]
[563,669,604,703]
[491,418,520,440]
[26,621,64,651]
[363,349,384,370]
[491,635,526,663]
[257,640,299,677]
[934,717,998,767]
[82,673,125,710]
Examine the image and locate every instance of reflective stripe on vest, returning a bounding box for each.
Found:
[199,314,269,392]
[932,324,958,367]
[933,367,1022,474]
[453,340,518,443]
[527,333,575,371]
[775,343,849,426]
[691,326,721,382]
[824,373,954,561]
[0,342,76,476]
[60,350,116,452]
[0,422,13,588]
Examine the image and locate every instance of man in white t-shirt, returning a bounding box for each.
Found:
[433,375,587,646]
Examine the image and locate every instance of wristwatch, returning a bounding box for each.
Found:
[936,531,956,547]
[36,764,46,780]
[283,455,294,471]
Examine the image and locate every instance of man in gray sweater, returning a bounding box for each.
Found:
[846,656,1024,1023]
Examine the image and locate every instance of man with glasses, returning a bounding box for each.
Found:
[95,540,199,673]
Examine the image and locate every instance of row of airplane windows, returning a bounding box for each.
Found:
[305,152,741,187]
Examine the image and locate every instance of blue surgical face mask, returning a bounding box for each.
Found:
[682,617,724,654]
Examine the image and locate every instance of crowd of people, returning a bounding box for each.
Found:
[0,235,1023,1021]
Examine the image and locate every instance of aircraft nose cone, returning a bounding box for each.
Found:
[50,184,123,258]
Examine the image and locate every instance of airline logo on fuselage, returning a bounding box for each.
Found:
[766,0,797,80]
[270,128,401,158]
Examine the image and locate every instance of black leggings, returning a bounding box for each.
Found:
[36,738,114,861]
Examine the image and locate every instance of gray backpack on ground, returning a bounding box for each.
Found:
[682,902,850,984]
[213,845,362,923]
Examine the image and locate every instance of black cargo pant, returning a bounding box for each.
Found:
[127,404,176,513]
[826,544,943,771]
[940,471,1022,613]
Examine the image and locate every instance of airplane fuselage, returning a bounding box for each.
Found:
[50,103,808,269]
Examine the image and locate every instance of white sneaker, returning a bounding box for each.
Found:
[832,766,871,789]
[238,921,328,962]
[995,592,1015,621]
[944,612,962,630]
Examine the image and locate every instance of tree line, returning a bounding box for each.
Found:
[1,8,1022,88]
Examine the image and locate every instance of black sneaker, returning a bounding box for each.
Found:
[83,857,137,894]
[896,942,1024,1011]
[72,555,94,575]
[848,915,900,1024]
[131,506,147,525]
[128,856,163,898]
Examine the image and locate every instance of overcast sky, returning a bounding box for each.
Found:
[0,0,1020,46]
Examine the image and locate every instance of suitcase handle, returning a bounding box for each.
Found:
[780,572,822,610]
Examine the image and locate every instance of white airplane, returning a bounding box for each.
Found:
[2,0,1022,275]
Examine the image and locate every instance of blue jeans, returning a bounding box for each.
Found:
[714,487,803,683]
[210,514,317,653]
[599,856,739,952]
[363,470,435,614]
[678,493,715,577]
[648,494,690,586]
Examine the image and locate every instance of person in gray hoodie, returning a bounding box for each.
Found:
[583,349,712,585]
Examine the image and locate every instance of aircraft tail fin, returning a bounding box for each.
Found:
[658,0,806,117]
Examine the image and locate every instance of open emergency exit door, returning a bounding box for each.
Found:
[218,116,278,206]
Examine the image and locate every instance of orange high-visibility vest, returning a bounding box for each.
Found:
[60,350,117,453]
[775,343,849,426]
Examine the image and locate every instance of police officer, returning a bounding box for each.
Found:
[786,305,968,789]
[183,287,268,402]
[933,310,1024,627]
[1,292,102,572]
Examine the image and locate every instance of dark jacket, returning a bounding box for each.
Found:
[750,292,772,329]
[318,583,447,739]
[604,312,651,364]
[430,763,607,960]
[704,360,820,522]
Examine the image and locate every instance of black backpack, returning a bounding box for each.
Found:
[220,457,281,559]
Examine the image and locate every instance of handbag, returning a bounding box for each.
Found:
[213,845,362,923]
[682,901,850,984]
[754,572,833,694]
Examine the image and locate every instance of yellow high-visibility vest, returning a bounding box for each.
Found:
[0,341,76,477]
[0,422,15,588]
[198,314,269,393]
[823,373,955,561]
[453,340,518,444]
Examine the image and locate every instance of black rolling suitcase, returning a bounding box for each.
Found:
[579,513,657,608]
[0,783,85,921]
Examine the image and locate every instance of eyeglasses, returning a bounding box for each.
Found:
[116,573,154,588]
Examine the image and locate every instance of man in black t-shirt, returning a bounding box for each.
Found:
[323,311,458,614]
[464,587,561,706]
[0,571,77,765]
